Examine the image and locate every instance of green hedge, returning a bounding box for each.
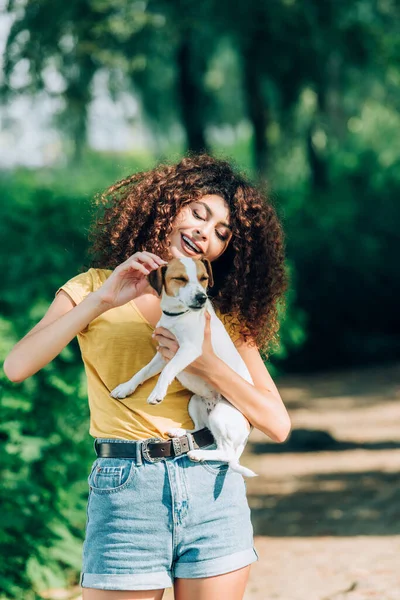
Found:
[283,148,400,370]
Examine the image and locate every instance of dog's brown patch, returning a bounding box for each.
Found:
[197,259,214,288]
[149,258,214,297]
[147,266,167,296]
[164,259,189,296]
[195,260,211,290]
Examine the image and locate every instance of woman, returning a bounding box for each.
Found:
[4,154,291,600]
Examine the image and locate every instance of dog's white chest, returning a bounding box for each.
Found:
[159,301,252,400]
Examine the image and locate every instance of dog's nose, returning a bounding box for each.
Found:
[193,293,207,306]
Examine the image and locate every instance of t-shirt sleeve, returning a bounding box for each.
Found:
[55,268,96,305]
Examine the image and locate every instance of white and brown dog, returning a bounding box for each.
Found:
[111,257,256,477]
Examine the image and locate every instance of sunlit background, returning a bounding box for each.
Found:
[1,0,399,598]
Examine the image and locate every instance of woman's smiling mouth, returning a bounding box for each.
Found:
[181,234,203,255]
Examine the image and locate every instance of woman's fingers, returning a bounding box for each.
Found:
[141,251,167,264]
[97,251,168,309]
[135,255,160,270]
[148,253,168,266]
[134,252,167,270]
[153,328,179,362]
[127,260,152,275]
[157,346,174,362]
[118,252,167,274]
[153,327,177,341]
[154,334,179,350]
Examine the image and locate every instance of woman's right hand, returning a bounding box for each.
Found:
[94,251,167,309]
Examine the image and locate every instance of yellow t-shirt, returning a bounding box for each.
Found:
[57,268,238,441]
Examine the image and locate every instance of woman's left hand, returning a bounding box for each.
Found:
[152,312,215,375]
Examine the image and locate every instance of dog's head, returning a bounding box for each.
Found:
[148,257,214,310]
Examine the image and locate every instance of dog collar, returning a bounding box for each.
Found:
[162,309,190,317]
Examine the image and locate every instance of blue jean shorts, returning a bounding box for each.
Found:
[80,438,258,590]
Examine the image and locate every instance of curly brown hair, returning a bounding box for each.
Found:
[88,153,288,356]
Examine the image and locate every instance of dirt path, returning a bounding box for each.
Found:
[243,361,400,600]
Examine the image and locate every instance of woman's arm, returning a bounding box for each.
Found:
[3,251,167,383]
[3,291,109,382]
[153,313,291,442]
[194,344,291,443]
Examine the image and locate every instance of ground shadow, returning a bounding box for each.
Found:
[249,428,400,453]
[275,361,400,411]
[249,469,400,537]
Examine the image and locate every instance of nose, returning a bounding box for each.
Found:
[193,226,209,242]
[193,292,207,307]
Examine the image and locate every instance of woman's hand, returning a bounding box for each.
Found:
[153,312,216,375]
[95,251,167,309]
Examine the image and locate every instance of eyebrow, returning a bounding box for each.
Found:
[197,201,232,230]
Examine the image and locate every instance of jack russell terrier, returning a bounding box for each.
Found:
[111,257,256,477]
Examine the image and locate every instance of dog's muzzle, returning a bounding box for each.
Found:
[189,292,207,309]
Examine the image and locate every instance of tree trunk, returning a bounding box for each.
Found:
[176,36,209,154]
[306,123,328,190]
[242,46,269,181]
[64,56,96,165]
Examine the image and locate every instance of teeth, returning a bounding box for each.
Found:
[182,235,201,253]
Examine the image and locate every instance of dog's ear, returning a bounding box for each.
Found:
[201,258,214,288]
[147,266,167,296]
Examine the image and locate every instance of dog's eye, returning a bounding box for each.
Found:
[172,277,188,282]
[200,277,208,282]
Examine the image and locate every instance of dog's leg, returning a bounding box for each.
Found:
[147,345,201,405]
[188,444,256,477]
[167,394,208,438]
[187,435,239,466]
[187,394,209,431]
[187,445,232,463]
[188,401,257,477]
[111,352,166,399]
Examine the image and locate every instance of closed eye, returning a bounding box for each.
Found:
[216,230,229,241]
[192,205,230,242]
[193,209,206,220]
[172,277,188,282]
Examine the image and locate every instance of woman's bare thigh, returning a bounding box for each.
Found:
[82,588,165,600]
[173,565,251,600]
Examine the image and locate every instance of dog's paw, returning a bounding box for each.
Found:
[110,383,136,399]
[147,388,166,405]
[167,428,187,438]
[187,450,206,462]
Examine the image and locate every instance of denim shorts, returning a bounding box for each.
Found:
[80,438,258,590]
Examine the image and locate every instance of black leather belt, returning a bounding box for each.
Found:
[95,428,214,462]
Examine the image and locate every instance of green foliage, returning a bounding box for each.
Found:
[278,139,400,369]
[0,172,94,598]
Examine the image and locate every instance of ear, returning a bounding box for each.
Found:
[201,258,214,288]
[147,266,167,296]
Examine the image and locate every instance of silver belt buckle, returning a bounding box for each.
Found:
[141,437,165,463]
[172,436,184,457]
